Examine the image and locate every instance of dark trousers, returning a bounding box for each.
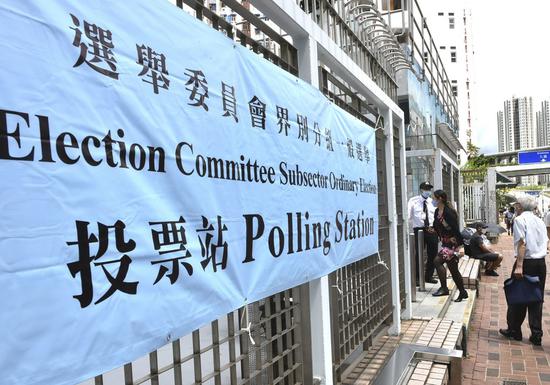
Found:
[473,252,502,270]
[434,255,465,292]
[413,227,438,281]
[506,259,546,338]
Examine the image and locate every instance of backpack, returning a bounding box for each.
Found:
[460,227,476,256]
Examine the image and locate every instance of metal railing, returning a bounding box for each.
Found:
[86,285,311,385]
[298,0,401,101]
[406,131,459,163]
[329,129,393,385]
[408,0,459,130]
[176,0,299,76]
[319,67,380,126]
[376,0,459,130]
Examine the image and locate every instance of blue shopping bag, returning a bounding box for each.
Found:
[504,275,543,305]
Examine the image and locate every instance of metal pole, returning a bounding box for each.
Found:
[417,229,426,291]
[409,232,417,302]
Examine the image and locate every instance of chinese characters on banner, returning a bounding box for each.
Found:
[0,1,378,385]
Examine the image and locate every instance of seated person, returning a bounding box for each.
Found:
[468,222,503,276]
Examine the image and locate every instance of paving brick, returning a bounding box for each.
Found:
[462,234,550,384]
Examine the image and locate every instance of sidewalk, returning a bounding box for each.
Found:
[463,233,550,385]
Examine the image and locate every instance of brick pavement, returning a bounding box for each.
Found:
[463,233,550,385]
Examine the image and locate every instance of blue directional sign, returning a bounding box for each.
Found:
[518,150,550,164]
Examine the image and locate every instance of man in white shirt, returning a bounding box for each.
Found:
[407,181,438,285]
[500,196,549,345]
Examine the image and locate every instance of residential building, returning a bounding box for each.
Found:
[416,0,475,153]
[380,1,463,210]
[497,96,538,185]
[497,110,505,152]
[536,100,550,184]
[537,100,550,147]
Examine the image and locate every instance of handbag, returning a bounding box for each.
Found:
[503,275,543,305]
[438,246,458,262]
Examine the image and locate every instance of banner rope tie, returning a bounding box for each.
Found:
[240,304,256,346]
[331,273,343,295]
[377,252,390,271]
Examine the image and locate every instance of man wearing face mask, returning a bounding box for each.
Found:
[407,181,439,284]
[468,222,503,276]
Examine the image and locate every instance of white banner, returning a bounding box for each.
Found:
[0,1,378,384]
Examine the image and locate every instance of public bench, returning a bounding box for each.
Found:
[414,318,463,351]
[371,342,462,385]
[406,360,449,385]
[370,319,463,385]
[458,258,481,291]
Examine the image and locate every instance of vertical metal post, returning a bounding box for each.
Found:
[409,232,417,302]
[487,167,498,224]
[447,164,458,206]
[417,229,425,291]
[434,148,443,190]
[458,169,465,229]
[398,113,412,319]
[384,109,402,337]
[295,34,333,385]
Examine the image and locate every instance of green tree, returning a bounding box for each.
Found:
[466,141,480,159]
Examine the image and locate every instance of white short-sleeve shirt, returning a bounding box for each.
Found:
[407,195,435,229]
[513,211,549,259]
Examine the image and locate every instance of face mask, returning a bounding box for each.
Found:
[481,229,487,234]
[432,200,439,207]
[421,190,431,199]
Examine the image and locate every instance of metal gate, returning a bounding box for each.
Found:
[84,285,312,385]
[462,170,489,224]
[329,129,393,384]
[462,182,487,224]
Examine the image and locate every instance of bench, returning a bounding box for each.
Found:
[458,258,481,291]
[343,320,465,385]
[371,343,462,385]
[414,318,463,351]
[407,360,449,385]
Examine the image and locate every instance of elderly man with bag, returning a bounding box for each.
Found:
[499,196,549,346]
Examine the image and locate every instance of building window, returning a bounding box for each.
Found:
[209,3,216,12]
[449,17,455,29]
[439,46,446,50]
[450,51,457,62]
[226,14,236,23]
[423,52,429,63]
[438,12,444,16]
[452,86,458,96]
[451,79,457,84]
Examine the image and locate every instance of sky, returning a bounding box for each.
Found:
[469,0,550,154]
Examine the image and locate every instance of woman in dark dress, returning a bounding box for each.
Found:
[431,190,469,302]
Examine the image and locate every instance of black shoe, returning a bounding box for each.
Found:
[499,329,522,341]
[485,270,499,277]
[529,336,542,346]
[455,291,469,302]
[425,278,438,284]
[432,288,449,297]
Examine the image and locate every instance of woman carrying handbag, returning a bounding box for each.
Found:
[431,189,469,302]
